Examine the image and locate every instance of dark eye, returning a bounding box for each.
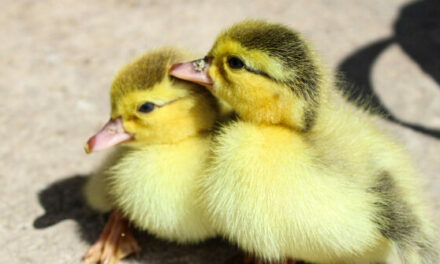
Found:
[227,56,244,69]
[138,102,155,113]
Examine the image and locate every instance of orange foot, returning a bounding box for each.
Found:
[228,253,297,264]
[83,210,141,264]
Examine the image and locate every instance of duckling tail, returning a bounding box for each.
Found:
[394,232,438,264]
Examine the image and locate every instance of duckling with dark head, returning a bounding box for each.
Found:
[171,20,323,132]
[170,20,438,264]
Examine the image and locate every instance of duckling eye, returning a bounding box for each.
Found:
[227,56,245,69]
[138,102,155,113]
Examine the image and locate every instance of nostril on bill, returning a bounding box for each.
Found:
[192,59,206,72]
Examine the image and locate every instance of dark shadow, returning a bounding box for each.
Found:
[34,175,237,264]
[337,0,440,138]
[33,175,105,242]
[395,0,440,85]
[337,37,395,114]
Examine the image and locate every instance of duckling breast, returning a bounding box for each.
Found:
[107,137,216,243]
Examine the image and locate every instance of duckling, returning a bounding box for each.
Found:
[170,20,439,264]
[82,47,220,264]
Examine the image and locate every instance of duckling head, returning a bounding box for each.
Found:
[85,48,218,153]
[170,20,322,131]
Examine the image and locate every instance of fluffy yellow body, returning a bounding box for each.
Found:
[107,136,215,242]
[171,21,438,263]
[84,149,127,213]
[201,94,434,263]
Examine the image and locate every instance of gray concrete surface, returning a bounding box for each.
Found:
[1,0,439,263]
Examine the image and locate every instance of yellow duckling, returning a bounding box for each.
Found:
[170,20,438,263]
[82,48,219,264]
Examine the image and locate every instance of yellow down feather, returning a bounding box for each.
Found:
[195,20,438,263]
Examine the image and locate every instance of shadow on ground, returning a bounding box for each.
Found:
[338,0,440,138]
[33,175,238,264]
[32,2,440,263]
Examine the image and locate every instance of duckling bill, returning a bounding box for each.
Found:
[169,58,213,88]
[85,117,133,153]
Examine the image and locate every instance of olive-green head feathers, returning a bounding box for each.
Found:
[85,48,218,153]
[170,20,323,131]
[210,20,320,98]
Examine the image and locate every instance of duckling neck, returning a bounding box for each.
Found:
[238,78,325,132]
[128,129,212,148]
[233,95,309,132]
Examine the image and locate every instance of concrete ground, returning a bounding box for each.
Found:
[1,0,439,263]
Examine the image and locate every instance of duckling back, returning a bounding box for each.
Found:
[314,81,439,264]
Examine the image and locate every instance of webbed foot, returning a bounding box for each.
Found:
[83,210,140,264]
